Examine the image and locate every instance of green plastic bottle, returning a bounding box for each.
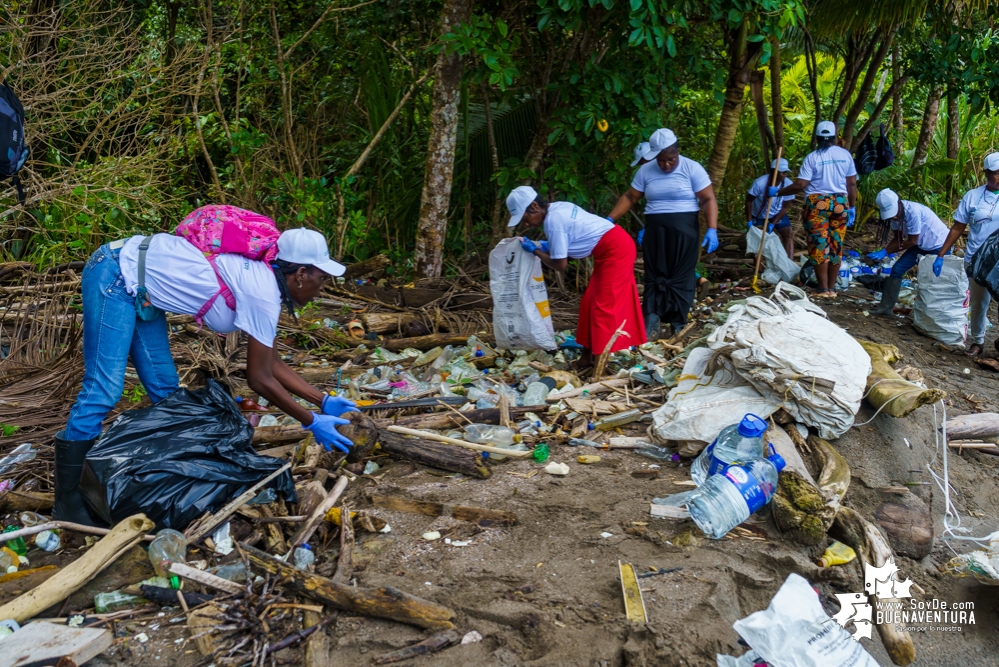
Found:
[532,443,550,463]
[3,526,26,557]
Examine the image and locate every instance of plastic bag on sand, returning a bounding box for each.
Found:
[717,573,877,667]
[745,225,800,285]
[913,254,969,347]
[490,238,556,350]
[945,530,999,585]
[651,347,782,455]
[80,380,297,529]
[652,284,869,443]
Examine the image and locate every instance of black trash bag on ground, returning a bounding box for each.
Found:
[970,228,999,301]
[80,379,296,529]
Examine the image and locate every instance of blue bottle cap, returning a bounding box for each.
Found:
[768,452,786,472]
[737,414,768,438]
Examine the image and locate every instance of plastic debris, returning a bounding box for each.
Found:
[422,531,442,541]
[577,455,601,464]
[818,541,857,567]
[544,462,569,476]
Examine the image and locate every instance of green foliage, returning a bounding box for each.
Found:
[0,424,19,438]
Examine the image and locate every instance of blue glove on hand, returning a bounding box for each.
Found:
[767,186,780,197]
[321,394,359,418]
[867,248,888,262]
[520,237,539,254]
[847,207,856,228]
[305,413,354,453]
[539,240,550,254]
[637,229,644,245]
[747,220,755,230]
[702,228,719,254]
[933,256,944,277]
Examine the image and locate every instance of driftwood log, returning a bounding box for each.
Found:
[238,543,456,629]
[944,413,999,441]
[342,254,390,279]
[379,432,491,478]
[772,434,849,545]
[0,490,54,513]
[382,333,474,352]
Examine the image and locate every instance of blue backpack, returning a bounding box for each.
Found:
[0,82,28,205]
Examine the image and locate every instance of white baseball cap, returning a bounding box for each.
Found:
[276,228,346,276]
[771,158,790,172]
[642,128,678,161]
[984,153,999,172]
[816,120,837,137]
[876,188,900,219]
[631,142,651,167]
[506,185,538,227]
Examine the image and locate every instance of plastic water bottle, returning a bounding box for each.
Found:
[294,544,315,572]
[462,424,520,447]
[687,453,786,539]
[690,414,768,486]
[95,591,147,613]
[148,529,187,577]
[522,377,556,406]
[35,529,61,552]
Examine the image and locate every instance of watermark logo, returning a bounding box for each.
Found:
[830,556,974,639]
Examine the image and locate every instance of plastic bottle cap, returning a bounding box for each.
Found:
[737,414,768,438]
[538,376,557,390]
[768,452,786,472]
[301,544,312,551]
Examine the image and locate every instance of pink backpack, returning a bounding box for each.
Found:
[174,205,281,323]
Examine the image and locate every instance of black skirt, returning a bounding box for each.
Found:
[641,211,700,328]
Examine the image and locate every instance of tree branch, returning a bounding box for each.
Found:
[852,71,912,151]
[346,72,430,178]
[283,0,379,60]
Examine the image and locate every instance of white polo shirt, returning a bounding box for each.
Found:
[954,185,999,264]
[748,175,795,219]
[798,146,857,195]
[543,202,614,260]
[631,156,711,215]
[890,201,949,251]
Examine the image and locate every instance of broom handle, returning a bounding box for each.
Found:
[753,146,784,279]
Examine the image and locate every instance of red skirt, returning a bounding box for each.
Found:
[576,225,646,353]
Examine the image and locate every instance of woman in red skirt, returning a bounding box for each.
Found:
[505,185,646,366]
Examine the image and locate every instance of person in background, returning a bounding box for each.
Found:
[866,188,950,316]
[934,153,999,356]
[771,121,857,298]
[746,157,795,260]
[606,128,718,339]
[506,185,645,368]
[56,219,358,525]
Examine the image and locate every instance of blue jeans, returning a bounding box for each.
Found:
[889,245,944,278]
[750,214,791,232]
[64,244,179,440]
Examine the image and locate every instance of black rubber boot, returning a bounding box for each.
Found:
[645,313,660,341]
[53,431,98,526]
[872,276,903,316]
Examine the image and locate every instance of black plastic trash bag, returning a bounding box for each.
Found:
[970,228,999,301]
[80,380,296,529]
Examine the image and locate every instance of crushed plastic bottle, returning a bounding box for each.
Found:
[687,453,786,539]
[0,548,17,574]
[594,408,643,431]
[532,443,550,463]
[294,544,315,572]
[0,444,36,476]
[690,413,769,486]
[95,591,147,613]
[35,529,60,552]
[148,529,187,577]
[462,424,520,447]
[3,527,26,557]
[523,377,556,406]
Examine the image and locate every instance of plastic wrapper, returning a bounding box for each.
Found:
[80,380,296,529]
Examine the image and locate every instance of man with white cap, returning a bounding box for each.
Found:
[605,128,719,338]
[55,208,357,525]
[866,188,950,316]
[746,157,796,260]
[505,185,645,367]
[935,152,999,355]
[770,120,857,298]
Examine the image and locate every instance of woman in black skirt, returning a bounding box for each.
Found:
[607,128,718,338]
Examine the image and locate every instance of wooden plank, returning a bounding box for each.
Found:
[546,378,630,402]
[619,561,648,623]
[386,425,533,458]
[168,562,244,595]
[9,622,112,667]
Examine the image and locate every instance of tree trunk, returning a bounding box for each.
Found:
[911,86,942,168]
[770,40,784,151]
[749,70,774,166]
[706,22,758,187]
[891,44,903,150]
[947,89,959,160]
[853,73,911,151]
[842,30,895,147]
[803,31,823,142]
[412,0,473,279]
[481,85,505,241]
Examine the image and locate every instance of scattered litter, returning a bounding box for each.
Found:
[422,531,442,541]
[945,531,999,584]
[577,455,601,464]
[212,522,234,555]
[135,632,149,643]
[600,532,613,538]
[461,630,483,644]
[452,540,470,547]
[544,462,570,476]
[963,368,971,375]
[618,560,647,622]
[818,541,857,567]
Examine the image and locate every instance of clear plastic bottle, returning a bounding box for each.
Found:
[522,377,556,406]
[634,444,673,461]
[35,529,61,552]
[690,414,768,486]
[0,549,17,574]
[148,529,187,577]
[94,591,147,613]
[0,444,36,475]
[208,562,248,582]
[594,408,643,431]
[18,512,46,527]
[294,544,315,572]
[687,453,786,539]
[462,424,519,447]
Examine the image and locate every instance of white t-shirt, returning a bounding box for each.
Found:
[798,146,857,195]
[954,185,999,263]
[119,234,283,347]
[748,175,795,219]
[631,156,711,214]
[890,201,949,251]
[544,202,614,260]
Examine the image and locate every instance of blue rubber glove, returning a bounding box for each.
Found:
[539,240,550,254]
[933,256,944,277]
[747,220,755,230]
[702,228,719,254]
[767,186,780,197]
[321,394,359,418]
[305,413,354,453]
[867,248,888,262]
[605,216,615,223]
[637,229,644,245]
[520,237,539,254]
[847,207,856,228]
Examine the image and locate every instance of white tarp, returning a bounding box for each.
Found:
[913,254,969,348]
[489,238,556,350]
[745,225,801,285]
